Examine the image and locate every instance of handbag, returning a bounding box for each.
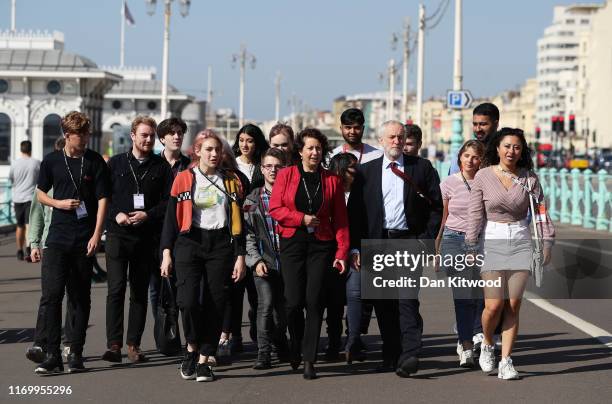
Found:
[154,277,182,356]
[527,177,545,287]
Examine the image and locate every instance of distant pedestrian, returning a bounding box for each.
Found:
[269,123,298,165]
[233,124,269,191]
[9,140,40,261]
[403,124,423,157]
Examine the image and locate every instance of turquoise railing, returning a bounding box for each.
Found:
[0,181,13,226]
[538,168,611,232]
[434,161,612,233]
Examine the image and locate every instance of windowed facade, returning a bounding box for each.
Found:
[43,114,62,157]
[0,113,10,164]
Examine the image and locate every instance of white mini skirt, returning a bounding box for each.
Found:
[481,219,532,272]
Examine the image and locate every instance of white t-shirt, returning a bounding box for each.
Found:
[331,143,383,165]
[192,169,228,230]
[236,158,255,182]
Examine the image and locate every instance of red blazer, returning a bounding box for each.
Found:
[269,165,349,261]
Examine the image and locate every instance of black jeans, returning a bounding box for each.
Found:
[105,233,154,348]
[34,294,73,348]
[323,267,346,352]
[40,245,93,355]
[222,269,257,338]
[280,230,336,362]
[174,228,233,356]
[253,271,288,355]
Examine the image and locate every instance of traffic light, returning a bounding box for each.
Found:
[558,116,565,134]
[536,127,541,140]
[551,116,559,133]
[569,114,575,133]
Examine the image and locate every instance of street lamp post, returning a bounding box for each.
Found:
[232,44,256,128]
[146,0,190,120]
[449,0,464,157]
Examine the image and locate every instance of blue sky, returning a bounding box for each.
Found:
[4,0,601,120]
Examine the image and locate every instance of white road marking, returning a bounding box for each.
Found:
[526,293,612,350]
[17,329,26,335]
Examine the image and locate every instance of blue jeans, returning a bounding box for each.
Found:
[440,228,483,343]
[345,267,363,352]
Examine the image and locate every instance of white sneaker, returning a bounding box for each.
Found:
[456,341,463,356]
[498,357,519,380]
[459,348,475,368]
[479,344,496,372]
[217,339,230,357]
[472,333,484,352]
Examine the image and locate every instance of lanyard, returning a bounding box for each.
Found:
[301,175,321,214]
[460,171,471,192]
[127,153,151,194]
[63,149,84,197]
[343,143,364,164]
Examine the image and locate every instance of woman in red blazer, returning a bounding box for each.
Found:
[269,128,349,380]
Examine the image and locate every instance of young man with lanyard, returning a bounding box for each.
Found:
[149,117,191,319]
[34,111,110,374]
[244,148,290,370]
[331,108,382,164]
[102,116,173,364]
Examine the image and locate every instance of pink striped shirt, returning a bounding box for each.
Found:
[440,173,473,233]
[466,166,555,243]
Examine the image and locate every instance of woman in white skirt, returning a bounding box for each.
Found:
[465,128,554,380]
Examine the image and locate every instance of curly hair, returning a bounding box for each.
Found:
[295,128,331,161]
[483,128,533,170]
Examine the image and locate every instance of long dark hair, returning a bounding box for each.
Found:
[329,153,358,180]
[483,128,533,170]
[232,123,269,165]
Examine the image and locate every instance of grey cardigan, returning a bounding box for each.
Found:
[243,186,280,272]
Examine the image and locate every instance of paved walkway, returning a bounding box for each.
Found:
[0,226,611,403]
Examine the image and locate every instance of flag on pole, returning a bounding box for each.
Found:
[124,1,135,25]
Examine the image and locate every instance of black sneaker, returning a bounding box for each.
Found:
[67,352,86,373]
[26,345,46,364]
[180,350,198,380]
[17,250,24,261]
[34,353,63,375]
[196,363,215,382]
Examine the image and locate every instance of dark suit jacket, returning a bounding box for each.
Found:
[349,154,443,248]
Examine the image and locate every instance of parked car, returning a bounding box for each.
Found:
[568,154,590,170]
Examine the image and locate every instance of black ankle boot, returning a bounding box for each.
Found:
[303,361,317,380]
[34,353,64,375]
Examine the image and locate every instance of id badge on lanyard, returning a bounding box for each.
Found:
[76,201,88,219]
[133,194,145,210]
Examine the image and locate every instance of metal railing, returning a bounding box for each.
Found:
[0,181,13,226]
[433,161,612,233]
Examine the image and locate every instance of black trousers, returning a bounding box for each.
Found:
[374,232,423,364]
[34,291,73,348]
[40,245,93,355]
[174,228,233,356]
[105,233,154,348]
[280,230,336,362]
[222,269,257,338]
[323,267,346,351]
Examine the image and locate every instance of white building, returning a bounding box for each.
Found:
[100,66,202,153]
[576,1,612,149]
[535,3,602,143]
[0,30,120,178]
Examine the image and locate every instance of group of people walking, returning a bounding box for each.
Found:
[21,103,554,382]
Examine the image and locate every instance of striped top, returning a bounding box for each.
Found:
[440,173,474,233]
[465,166,555,244]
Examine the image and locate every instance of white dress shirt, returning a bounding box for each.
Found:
[382,154,408,230]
